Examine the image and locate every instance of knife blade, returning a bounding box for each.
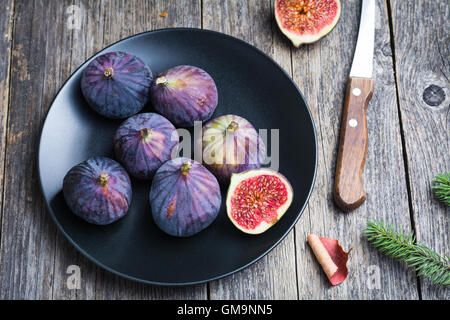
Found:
[350,0,375,79]
[334,0,376,212]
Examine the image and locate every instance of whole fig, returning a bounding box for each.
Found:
[81,51,153,119]
[114,112,179,179]
[150,65,218,127]
[149,157,221,237]
[63,156,132,225]
[201,114,266,182]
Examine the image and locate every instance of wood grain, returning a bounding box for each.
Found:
[203,0,298,300]
[0,0,59,299]
[0,0,14,231]
[334,77,375,212]
[52,0,106,300]
[390,0,449,299]
[292,0,419,299]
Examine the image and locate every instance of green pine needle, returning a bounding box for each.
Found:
[432,172,450,206]
[364,220,450,286]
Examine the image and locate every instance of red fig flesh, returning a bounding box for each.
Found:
[275,0,341,47]
[226,168,293,234]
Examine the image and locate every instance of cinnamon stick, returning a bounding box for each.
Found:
[307,234,338,281]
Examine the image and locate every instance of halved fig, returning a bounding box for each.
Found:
[226,168,293,234]
[275,0,341,47]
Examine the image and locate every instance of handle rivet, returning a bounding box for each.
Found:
[352,88,361,96]
[349,118,358,127]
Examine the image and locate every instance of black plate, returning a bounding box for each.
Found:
[38,28,317,286]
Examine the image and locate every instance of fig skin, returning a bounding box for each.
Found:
[150,65,218,127]
[201,114,266,182]
[63,156,132,225]
[114,112,179,180]
[81,51,153,119]
[149,157,221,237]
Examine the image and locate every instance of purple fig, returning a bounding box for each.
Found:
[114,112,179,180]
[150,65,218,127]
[63,156,132,225]
[201,114,266,182]
[81,51,153,119]
[149,157,221,237]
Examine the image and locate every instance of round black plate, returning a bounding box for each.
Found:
[38,28,317,286]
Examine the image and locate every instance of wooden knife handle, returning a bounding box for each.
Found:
[334,77,375,212]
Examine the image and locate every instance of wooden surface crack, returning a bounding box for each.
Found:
[0,0,16,287]
[386,0,422,300]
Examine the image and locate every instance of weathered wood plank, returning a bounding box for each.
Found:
[51,0,104,300]
[390,0,449,299]
[292,0,419,299]
[49,0,205,300]
[0,0,14,230]
[203,0,298,300]
[0,0,61,299]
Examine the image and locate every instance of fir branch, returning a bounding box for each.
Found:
[364,220,450,286]
[432,172,450,206]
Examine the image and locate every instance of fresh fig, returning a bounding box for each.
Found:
[81,51,153,119]
[226,168,293,234]
[63,156,132,225]
[275,0,341,47]
[149,157,221,237]
[150,65,218,127]
[114,112,179,180]
[201,114,266,182]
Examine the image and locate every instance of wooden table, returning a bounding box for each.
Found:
[0,0,448,300]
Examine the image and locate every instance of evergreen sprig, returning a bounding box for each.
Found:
[364,220,450,286]
[432,172,450,206]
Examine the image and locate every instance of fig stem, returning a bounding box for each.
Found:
[104,67,114,79]
[99,173,109,187]
[180,161,192,176]
[140,128,152,142]
[227,121,239,132]
[156,76,168,85]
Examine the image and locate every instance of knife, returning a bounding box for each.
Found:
[334,0,375,212]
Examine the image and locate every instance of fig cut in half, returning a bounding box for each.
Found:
[275,0,341,47]
[226,168,293,234]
